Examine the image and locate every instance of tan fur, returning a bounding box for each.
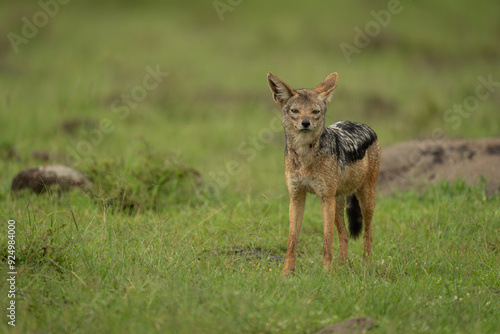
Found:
[268,72,381,275]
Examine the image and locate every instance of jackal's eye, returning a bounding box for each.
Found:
[290,108,299,114]
[312,109,320,115]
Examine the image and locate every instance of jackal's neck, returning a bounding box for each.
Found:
[284,127,326,166]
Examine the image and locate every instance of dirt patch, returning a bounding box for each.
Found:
[315,317,376,334]
[377,137,500,196]
[61,118,97,134]
[0,141,18,160]
[31,151,51,162]
[363,95,397,115]
[227,248,284,265]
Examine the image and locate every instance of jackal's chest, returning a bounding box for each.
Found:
[286,173,332,198]
[284,157,339,198]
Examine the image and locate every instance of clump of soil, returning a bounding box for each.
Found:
[377,137,500,196]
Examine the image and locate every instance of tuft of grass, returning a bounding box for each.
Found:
[83,145,204,214]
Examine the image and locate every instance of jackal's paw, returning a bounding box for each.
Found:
[322,265,333,274]
[336,256,348,266]
[282,267,295,276]
[322,260,333,272]
[362,252,372,263]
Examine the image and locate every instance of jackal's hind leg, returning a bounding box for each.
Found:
[356,182,376,258]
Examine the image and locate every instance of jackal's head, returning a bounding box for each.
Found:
[267,72,338,135]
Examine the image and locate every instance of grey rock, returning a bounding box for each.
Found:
[11,164,92,194]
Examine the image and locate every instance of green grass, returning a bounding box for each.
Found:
[1,182,499,333]
[1,0,500,333]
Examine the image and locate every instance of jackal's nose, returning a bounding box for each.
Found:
[301,120,310,128]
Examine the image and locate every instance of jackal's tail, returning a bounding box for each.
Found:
[346,195,363,239]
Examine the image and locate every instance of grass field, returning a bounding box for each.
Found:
[1,0,500,333]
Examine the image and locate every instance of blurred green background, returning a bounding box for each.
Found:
[1,0,499,193]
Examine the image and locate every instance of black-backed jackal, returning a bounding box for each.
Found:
[267,72,381,275]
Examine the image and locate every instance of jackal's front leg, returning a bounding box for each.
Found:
[321,197,336,270]
[322,196,348,270]
[283,191,306,275]
[334,198,348,263]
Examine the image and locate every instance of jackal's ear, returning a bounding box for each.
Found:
[314,72,338,102]
[267,72,295,106]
